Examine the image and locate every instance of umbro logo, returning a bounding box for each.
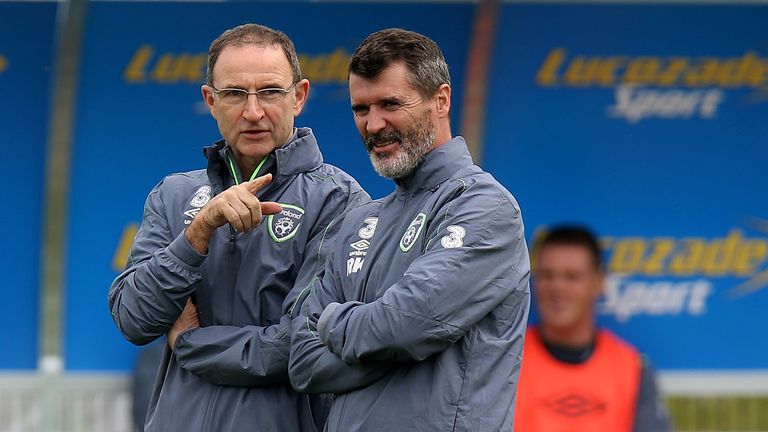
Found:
[350,240,370,251]
[542,390,607,418]
[183,208,200,225]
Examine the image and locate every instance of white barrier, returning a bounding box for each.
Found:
[0,373,132,432]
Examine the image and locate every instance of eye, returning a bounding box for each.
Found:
[381,100,401,110]
[259,88,284,96]
[219,88,246,101]
[257,88,286,102]
[351,105,369,116]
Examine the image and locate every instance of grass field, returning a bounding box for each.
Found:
[668,396,768,431]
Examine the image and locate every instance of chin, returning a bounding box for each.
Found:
[369,149,394,159]
[541,311,575,326]
[241,140,275,154]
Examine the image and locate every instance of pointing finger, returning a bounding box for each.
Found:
[244,173,273,194]
[261,202,283,216]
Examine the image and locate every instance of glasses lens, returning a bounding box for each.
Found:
[219,89,246,105]
[257,88,287,105]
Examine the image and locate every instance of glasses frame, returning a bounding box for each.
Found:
[210,81,299,106]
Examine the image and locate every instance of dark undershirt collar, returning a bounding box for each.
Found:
[540,334,597,365]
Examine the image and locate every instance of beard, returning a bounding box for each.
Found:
[364,109,435,179]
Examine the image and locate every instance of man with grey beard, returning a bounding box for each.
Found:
[288,28,531,431]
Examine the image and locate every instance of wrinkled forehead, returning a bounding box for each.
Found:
[213,44,293,85]
[349,63,417,100]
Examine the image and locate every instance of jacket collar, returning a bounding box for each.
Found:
[273,127,324,177]
[395,136,474,194]
[203,127,323,193]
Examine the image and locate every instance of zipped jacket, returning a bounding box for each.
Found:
[109,128,369,432]
[289,137,531,431]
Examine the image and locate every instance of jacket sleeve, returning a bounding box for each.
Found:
[633,357,672,432]
[108,180,206,346]
[172,318,292,386]
[173,182,373,387]
[318,182,531,364]
[289,218,391,394]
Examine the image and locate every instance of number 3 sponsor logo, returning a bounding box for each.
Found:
[441,225,465,249]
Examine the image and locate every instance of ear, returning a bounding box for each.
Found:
[201,85,216,119]
[435,83,451,118]
[292,79,311,117]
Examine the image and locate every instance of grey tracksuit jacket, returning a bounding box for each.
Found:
[109,128,369,432]
[289,137,531,431]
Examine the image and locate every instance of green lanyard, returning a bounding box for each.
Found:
[227,153,268,185]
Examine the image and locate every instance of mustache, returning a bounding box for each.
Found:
[365,129,403,151]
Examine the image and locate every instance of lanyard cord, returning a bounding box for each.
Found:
[227,153,269,185]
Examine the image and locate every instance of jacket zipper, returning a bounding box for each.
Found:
[225,151,267,253]
[333,393,350,430]
[228,225,236,251]
[201,386,220,431]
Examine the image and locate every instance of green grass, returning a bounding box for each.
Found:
[668,396,768,431]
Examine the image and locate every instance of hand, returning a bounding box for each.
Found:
[197,174,283,232]
[186,174,283,253]
[168,299,200,351]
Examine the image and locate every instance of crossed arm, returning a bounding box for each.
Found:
[110,175,308,386]
[289,185,530,393]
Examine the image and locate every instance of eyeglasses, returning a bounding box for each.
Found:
[211,82,298,106]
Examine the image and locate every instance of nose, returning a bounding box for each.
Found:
[242,94,265,121]
[365,107,387,135]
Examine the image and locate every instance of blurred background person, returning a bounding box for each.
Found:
[515,225,671,432]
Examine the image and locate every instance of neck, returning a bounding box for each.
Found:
[539,319,596,349]
[430,125,453,151]
[238,159,258,182]
[228,152,267,184]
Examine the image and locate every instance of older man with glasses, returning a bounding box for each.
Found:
[109,23,368,432]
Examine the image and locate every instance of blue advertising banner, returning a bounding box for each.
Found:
[66,2,473,370]
[0,1,57,370]
[485,4,768,370]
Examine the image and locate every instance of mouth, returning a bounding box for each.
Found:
[241,129,269,140]
[370,140,400,154]
[365,129,403,154]
[543,297,571,311]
